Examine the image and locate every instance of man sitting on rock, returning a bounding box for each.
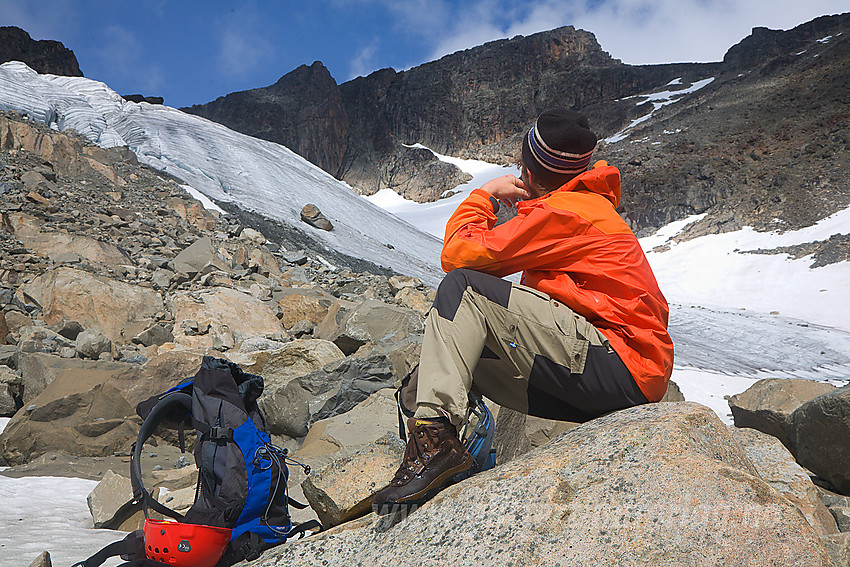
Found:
[372,108,674,514]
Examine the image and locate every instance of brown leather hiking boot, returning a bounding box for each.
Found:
[372,417,474,515]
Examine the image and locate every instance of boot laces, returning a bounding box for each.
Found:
[391,423,442,484]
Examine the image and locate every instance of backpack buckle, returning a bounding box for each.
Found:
[209,426,232,440]
[240,539,262,562]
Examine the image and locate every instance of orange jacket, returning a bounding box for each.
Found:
[441,162,674,402]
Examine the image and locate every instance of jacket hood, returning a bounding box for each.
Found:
[557,162,621,208]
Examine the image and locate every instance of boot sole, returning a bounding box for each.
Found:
[373,455,474,515]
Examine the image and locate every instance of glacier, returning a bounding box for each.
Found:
[0,61,445,287]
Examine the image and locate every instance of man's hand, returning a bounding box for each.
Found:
[479,175,530,208]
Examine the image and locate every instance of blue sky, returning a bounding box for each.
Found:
[1,0,847,108]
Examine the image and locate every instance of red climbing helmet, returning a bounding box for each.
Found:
[143,519,232,567]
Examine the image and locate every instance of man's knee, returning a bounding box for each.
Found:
[432,269,510,321]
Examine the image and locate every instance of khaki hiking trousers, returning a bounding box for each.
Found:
[410,268,648,426]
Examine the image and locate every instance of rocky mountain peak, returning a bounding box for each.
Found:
[723,13,850,71]
[184,59,349,177]
[0,26,82,77]
[273,60,335,87]
[425,24,618,73]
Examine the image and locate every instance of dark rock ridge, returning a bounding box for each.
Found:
[0,27,82,77]
[185,26,715,202]
[185,61,349,180]
[602,13,850,238]
[121,94,164,105]
[184,14,850,244]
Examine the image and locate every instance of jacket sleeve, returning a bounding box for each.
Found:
[441,188,580,277]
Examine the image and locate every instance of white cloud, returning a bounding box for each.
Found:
[92,25,164,93]
[215,4,274,79]
[0,0,78,41]
[349,40,380,79]
[380,0,849,66]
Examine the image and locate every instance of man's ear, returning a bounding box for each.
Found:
[526,170,544,195]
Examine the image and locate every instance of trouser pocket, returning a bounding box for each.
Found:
[504,286,590,374]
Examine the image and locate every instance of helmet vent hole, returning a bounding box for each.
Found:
[163,548,169,553]
[154,548,160,553]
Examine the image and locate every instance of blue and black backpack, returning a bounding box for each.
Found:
[73,356,319,567]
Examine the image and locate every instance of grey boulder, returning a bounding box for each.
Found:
[729,378,835,448]
[788,384,850,494]
[259,402,833,567]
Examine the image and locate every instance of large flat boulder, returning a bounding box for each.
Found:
[230,339,345,392]
[17,230,133,268]
[19,267,163,343]
[169,287,286,349]
[788,384,850,494]
[296,390,405,527]
[276,290,333,330]
[0,374,137,465]
[170,236,228,276]
[729,378,835,448]
[260,402,832,567]
[262,354,395,438]
[295,388,399,461]
[16,352,133,405]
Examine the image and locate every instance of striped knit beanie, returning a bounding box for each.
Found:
[522,108,597,184]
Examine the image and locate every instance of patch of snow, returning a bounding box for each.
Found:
[367,145,519,239]
[605,78,714,144]
[817,35,833,43]
[181,184,225,214]
[639,213,706,250]
[671,366,761,424]
[642,206,850,332]
[797,50,808,55]
[0,474,126,567]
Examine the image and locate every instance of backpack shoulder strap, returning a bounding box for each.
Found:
[130,391,193,521]
[71,530,145,567]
